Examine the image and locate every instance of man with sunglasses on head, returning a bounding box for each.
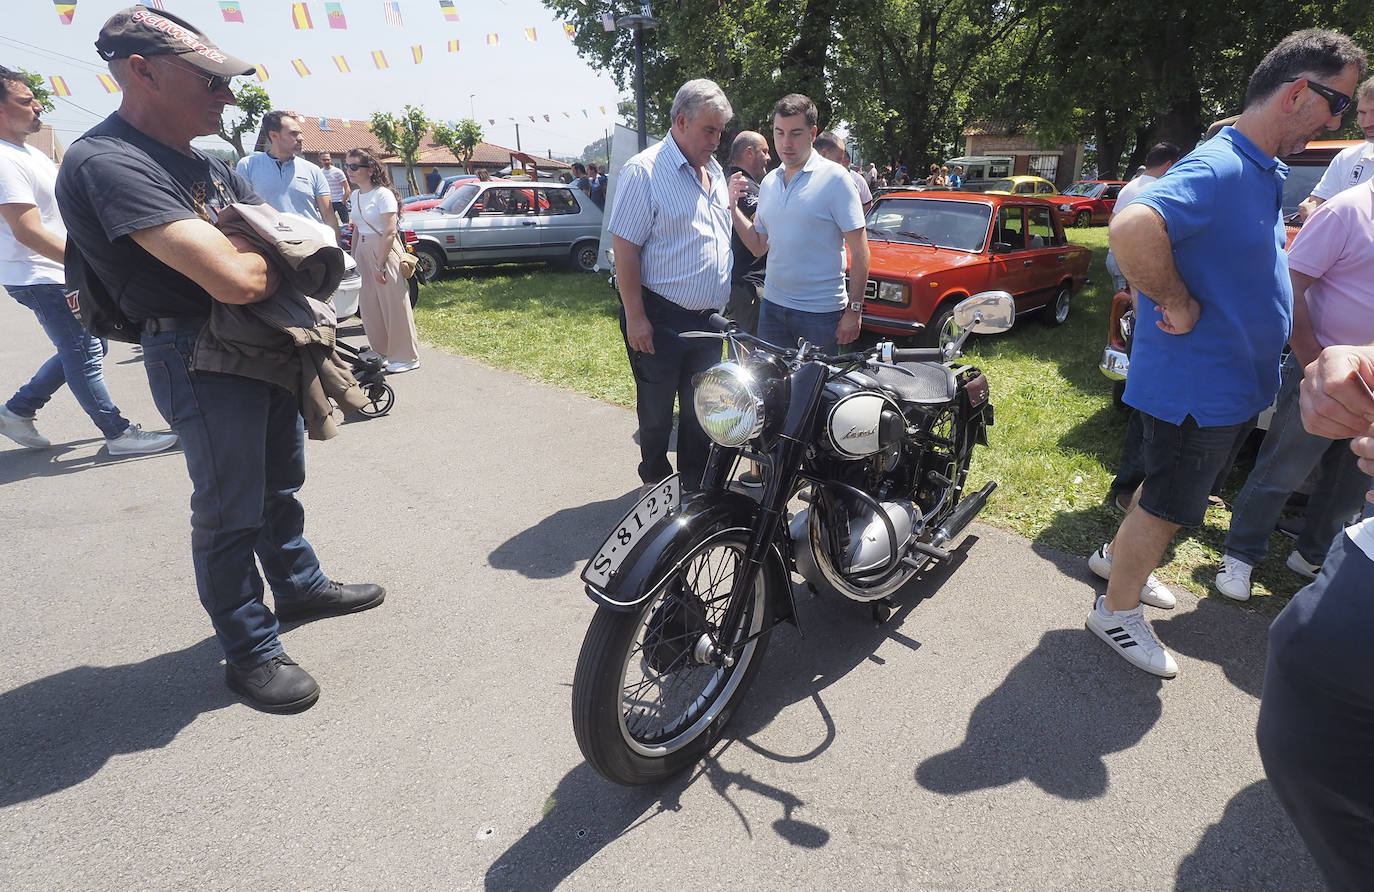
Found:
[236,110,339,242]
[55,6,385,713]
[1087,29,1364,678]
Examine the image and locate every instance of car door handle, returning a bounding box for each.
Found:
[1022,260,1033,267]
[1056,254,1068,262]
[520,220,537,226]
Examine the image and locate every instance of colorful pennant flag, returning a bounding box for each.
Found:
[291,58,311,77]
[563,23,575,40]
[332,55,350,73]
[410,45,423,64]
[487,119,495,125]
[600,12,615,31]
[254,64,269,81]
[219,2,243,23]
[97,74,120,93]
[485,33,499,46]
[542,114,549,122]
[528,115,535,123]
[446,39,459,52]
[438,0,458,22]
[341,119,351,127]
[382,1,403,26]
[292,2,313,29]
[581,109,588,118]
[136,0,166,8]
[53,2,76,25]
[524,28,537,42]
[319,117,330,131]
[599,106,606,115]
[372,50,389,69]
[325,2,347,28]
[49,75,71,96]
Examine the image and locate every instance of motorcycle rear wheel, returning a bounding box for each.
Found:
[571,531,774,785]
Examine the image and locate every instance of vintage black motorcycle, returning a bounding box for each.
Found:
[571,291,1016,786]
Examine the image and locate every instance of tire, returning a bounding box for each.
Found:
[1041,285,1071,326]
[1074,210,1092,228]
[357,381,394,417]
[919,301,962,349]
[571,529,774,785]
[413,244,444,284]
[570,240,599,273]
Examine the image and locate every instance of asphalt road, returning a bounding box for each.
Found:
[0,293,1319,890]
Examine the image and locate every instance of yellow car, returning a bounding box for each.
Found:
[982,175,1058,197]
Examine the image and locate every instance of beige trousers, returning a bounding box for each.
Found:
[354,232,420,363]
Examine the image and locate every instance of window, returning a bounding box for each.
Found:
[995,206,1025,249]
[543,189,579,215]
[1026,206,1059,247]
[1036,181,1056,194]
[1103,184,1123,201]
[1028,154,1059,183]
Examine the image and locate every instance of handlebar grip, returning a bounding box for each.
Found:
[708,313,733,332]
[891,347,946,362]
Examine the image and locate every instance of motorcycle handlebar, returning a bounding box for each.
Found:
[890,347,946,363]
[697,318,950,367]
[708,313,732,332]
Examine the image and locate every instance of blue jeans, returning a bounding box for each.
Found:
[142,327,329,670]
[1225,353,1372,567]
[756,300,845,354]
[619,291,723,489]
[5,283,130,439]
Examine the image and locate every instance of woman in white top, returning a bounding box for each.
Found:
[345,148,420,373]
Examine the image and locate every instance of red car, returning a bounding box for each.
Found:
[1054,180,1127,227]
[859,190,1092,345]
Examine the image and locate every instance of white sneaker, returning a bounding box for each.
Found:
[1285,550,1321,581]
[1086,596,1178,678]
[1214,554,1254,601]
[0,406,51,449]
[1087,543,1177,609]
[106,424,179,456]
[385,360,421,374]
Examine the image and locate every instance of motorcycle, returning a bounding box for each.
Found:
[571,290,1016,786]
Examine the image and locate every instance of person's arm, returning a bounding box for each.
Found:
[612,234,654,354]
[836,228,869,345]
[1108,203,1199,335]
[728,173,769,257]
[373,209,399,284]
[0,203,64,264]
[1296,195,1325,221]
[129,217,277,305]
[1287,269,1324,369]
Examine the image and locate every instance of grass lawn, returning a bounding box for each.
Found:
[412,238,1308,611]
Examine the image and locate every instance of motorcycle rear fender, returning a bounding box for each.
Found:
[584,489,795,623]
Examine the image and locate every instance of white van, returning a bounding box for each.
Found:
[942,156,1013,181]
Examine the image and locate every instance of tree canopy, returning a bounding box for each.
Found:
[369,105,429,194]
[219,81,271,158]
[431,118,485,173]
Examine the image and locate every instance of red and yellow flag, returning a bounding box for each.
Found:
[446,39,459,52]
[371,50,389,70]
[49,75,71,96]
[485,33,499,46]
[54,2,76,25]
[563,23,575,40]
[97,74,120,93]
[291,58,311,77]
[254,64,269,81]
[333,55,350,73]
[524,28,537,42]
[292,2,313,29]
[410,45,423,64]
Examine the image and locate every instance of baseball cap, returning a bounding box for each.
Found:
[95,6,253,78]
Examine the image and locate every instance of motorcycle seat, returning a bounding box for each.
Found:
[871,362,958,406]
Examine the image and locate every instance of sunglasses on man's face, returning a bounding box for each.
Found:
[1296,78,1352,116]
[346,162,371,171]
[156,56,232,93]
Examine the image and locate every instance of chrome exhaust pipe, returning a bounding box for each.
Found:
[931,481,997,548]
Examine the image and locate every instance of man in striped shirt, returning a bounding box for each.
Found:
[608,79,734,492]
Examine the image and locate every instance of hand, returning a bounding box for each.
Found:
[836,311,861,345]
[375,268,388,284]
[728,172,750,211]
[1154,295,1200,335]
[625,313,655,354]
[1299,346,1374,441]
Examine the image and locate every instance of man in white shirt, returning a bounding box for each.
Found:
[813,131,872,215]
[318,151,349,223]
[236,110,339,239]
[1297,75,1374,220]
[0,64,176,455]
[1104,141,1183,290]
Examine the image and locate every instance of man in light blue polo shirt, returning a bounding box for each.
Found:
[730,93,868,354]
[1086,29,1365,679]
[236,110,338,241]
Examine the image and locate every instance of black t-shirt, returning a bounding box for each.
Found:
[55,113,262,321]
[727,165,766,287]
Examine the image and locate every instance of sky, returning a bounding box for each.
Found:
[6,0,630,158]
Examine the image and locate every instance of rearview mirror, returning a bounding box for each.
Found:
[954,291,1014,334]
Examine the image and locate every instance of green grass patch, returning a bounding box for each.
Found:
[413,247,1306,611]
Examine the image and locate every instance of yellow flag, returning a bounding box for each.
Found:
[292,58,311,76]
[333,55,350,73]
[524,27,536,42]
[447,39,459,52]
[372,50,389,69]
[97,74,120,93]
[291,2,312,29]
[411,45,423,64]
[254,64,269,81]
[49,75,71,96]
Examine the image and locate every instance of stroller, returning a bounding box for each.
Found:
[335,340,395,417]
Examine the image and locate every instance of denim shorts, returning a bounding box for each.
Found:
[1136,412,1256,527]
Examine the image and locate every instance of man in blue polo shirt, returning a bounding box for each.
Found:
[236,110,339,241]
[1086,29,1365,678]
[730,93,868,354]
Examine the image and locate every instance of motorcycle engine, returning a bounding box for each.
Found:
[789,491,924,603]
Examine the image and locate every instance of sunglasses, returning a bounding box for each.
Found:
[1293,78,1351,116]
[156,56,232,93]
[345,162,371,171]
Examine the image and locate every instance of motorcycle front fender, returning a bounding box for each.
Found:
[584,489,794,623]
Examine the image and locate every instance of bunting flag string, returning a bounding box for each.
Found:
[564,23,575,40]
[53,2,76,25]
[372,49,389,69]
[524,28,537,42]
[292,58,312,77]
[333,55,350,73]
[49,75,71,96]
[136,0,165,8]
[97,73,120,93]
[447,39,459,52]
[439,0,459,23]
[325,2,347,29]
[254,64,269,81]
[219,2,244,23]
[292,2,313,29]
[382,1,403,26]
[410,45,423,64]
[486,33,499,46]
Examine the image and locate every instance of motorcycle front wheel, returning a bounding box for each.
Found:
[571,530,774,785]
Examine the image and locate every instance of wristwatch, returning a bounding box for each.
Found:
[847,301,863,314]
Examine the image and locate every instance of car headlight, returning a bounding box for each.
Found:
[693,363,764,447]
[1057,203,1072,211]
[875,281,907,304]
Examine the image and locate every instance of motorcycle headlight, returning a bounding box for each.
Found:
[693,363,764,447]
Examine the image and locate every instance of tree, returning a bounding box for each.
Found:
[218,81,271,158]
[16,69,54,113]
[431,118,484,173]
[369,105,429,194]
[579,133,611,167]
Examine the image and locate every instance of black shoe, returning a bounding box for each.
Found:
[275,581,386,622]
[225,653,320,713]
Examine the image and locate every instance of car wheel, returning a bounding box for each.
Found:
[1074,210,1092,228]
[1042,285,1071,326]
[570,240,598,273]
[920,302,962,349]
[413,244,444,284]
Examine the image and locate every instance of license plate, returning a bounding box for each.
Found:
[582,475,681,589]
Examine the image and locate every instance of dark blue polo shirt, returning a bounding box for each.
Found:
[1126,126,1291,426]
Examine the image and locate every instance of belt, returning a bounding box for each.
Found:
[641,286,715,316]
[143,316,208,334]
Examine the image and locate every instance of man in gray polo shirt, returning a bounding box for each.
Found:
[236,110,338,240]
[730,94,868,353]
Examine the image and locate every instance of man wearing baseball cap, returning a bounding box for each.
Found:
[56,7,386,713]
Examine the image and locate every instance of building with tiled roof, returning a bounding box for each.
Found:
[31,125,63,164]
[960,119,1083,189]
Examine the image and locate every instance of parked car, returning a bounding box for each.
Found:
[436,173,479,196]
[402,192,444,212]
[858,190,1092,345]
[941,155,1013,181]
[983,175,1059,197]
[401,180,604,282]
[1054,180,1128,227]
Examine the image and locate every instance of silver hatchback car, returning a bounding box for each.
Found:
[402,180,604,282]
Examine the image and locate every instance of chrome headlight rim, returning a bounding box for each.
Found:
[693,363,765,448]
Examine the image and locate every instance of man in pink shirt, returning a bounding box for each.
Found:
[1215,178,1374,600]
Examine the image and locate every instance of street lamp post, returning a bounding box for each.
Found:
[615,11,658,151]
[468,93,476,121]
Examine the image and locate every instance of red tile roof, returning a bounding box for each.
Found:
[284,114,568,170]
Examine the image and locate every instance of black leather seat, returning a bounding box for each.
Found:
[871,362,957,405]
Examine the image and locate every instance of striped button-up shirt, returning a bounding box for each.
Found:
[607,133,733,311]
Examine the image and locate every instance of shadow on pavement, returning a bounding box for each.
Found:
[0,637,230,807]
[488,490,638,579]
[1174,779,1321,891]
[0,440,182,485]
[484,537,973,889]
[1152,597,1268,700]
[916,629,1163,799]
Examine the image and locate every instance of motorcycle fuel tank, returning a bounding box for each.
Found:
[825,391,901,459]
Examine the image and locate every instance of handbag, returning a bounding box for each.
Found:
[356,198,418,280]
